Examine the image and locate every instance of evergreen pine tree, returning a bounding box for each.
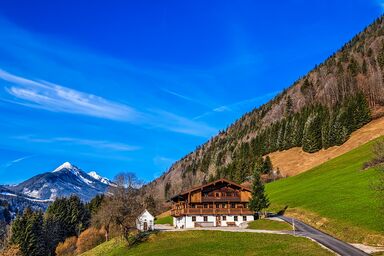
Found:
[321,115,331,149]
[262,156,273,174]
[347,57,360,76]
[282,118,293,149]
[249,158,270,214]
[276,121,286,150]
[354,92,371,128]
[286,96,293,116]
[362,59,368,74]
[87,194,105,216]
[329,110,349,146]
[11,209,47,256]
[377,43,384,69]
[44,196,90,255]
[302,112,323,153]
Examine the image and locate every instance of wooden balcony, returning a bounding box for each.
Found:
[201,196,241,202]
[170,207,254,217]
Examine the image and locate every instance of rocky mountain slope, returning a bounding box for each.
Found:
[145,16,384,202]
[3,162,113,202]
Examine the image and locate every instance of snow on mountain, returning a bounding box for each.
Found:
[4,162,113,202]
[52,161,74,173]
[88,171,115,186]
[52,162,96,186]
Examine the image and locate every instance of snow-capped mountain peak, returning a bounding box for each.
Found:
[88,171,114,186]
[52,162,76,173]
[4,162,114,202]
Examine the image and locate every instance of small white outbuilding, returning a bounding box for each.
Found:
[136,209,154,231]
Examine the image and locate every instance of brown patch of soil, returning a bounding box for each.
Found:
[268,117,384,177]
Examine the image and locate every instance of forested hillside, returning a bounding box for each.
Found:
[145,16,384,202]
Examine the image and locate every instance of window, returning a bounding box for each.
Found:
[215,203,220,208]
[203,216,208,222]
[222,203,226,208]
[192,216,196,222]
[215,192,220,197]
[204,204,208,208]
[231,203,235,208]
[243,216,247,221]
[191,204,196,208]
[234,216,238,221]
[226,192,232,196]
[222,216,227,221]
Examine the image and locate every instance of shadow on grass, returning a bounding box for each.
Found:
[126,230,160,249]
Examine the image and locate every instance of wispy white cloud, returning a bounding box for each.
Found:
[161,88,212,108]
[0,69,216,137]
[0,69,141,122]
[148,110,216,137]
[2,155,34,168]
[14,135,140,152]
[194,91,278,120]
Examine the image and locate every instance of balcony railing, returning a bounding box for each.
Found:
[170,207,253,217]
[201,196,241,202]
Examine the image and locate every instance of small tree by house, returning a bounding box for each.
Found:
[249,158,270,217]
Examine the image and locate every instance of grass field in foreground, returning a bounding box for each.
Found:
[81,231,332,256]
[154,215,173,225]
[247,219,292,231]
[266,136,384,245]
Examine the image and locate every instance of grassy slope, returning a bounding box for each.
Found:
[155,215,173,225]
[266,137,384,245]
[247,219,292,231]
[81,231,332,256]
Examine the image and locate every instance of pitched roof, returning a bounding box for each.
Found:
[170,178,251,201]
[138,209,154,218]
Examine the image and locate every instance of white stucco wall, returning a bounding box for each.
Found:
[136,210,154,231]
[173,214,254,228]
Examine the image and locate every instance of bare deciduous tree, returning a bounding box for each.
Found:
[92,172,145,242]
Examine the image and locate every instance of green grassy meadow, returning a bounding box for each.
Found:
[81,231,332,256]
[266,137,384,245]
[247,219,292,231]
[154,215,173,225]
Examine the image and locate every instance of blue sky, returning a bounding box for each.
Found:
[0,0,382,184]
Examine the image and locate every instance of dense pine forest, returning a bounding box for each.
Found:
[146,16,384,201]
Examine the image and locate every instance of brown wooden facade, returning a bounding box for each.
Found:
[170,178,254,217]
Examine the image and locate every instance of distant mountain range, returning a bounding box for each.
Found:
[0,162,114,203]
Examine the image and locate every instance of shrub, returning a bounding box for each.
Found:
[76,228,104,254]
[0,245,22,256]
[55,236,77,256]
